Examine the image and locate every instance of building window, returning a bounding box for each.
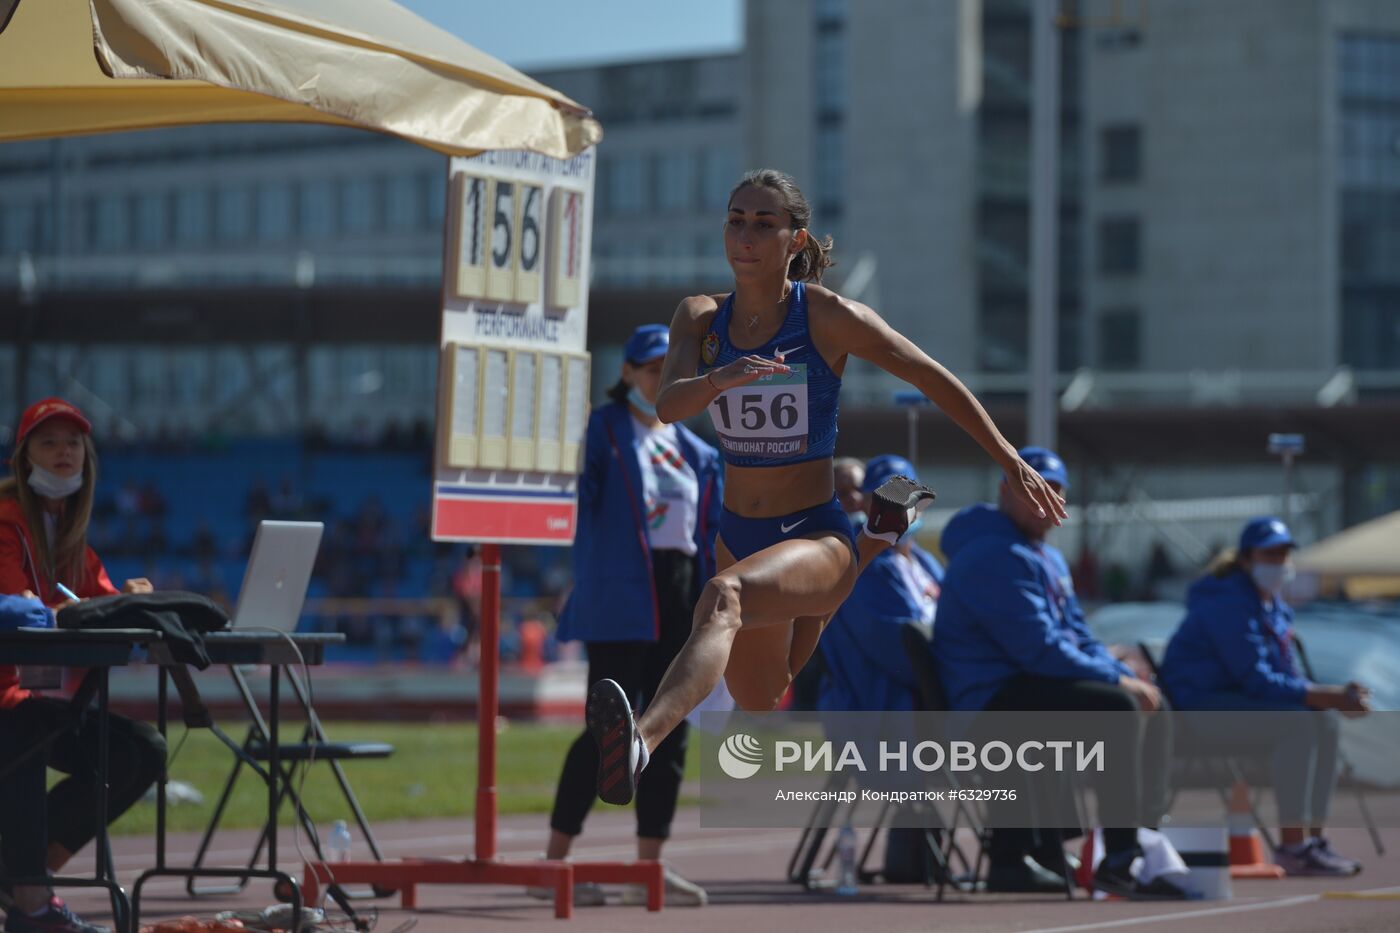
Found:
[174,189,210,246]
[0,202,34,255]
[91,194,128,251]
[1339,34,1400,370]
[300,178,337,239]
[341,176,379,234]
[1098,216,1140,274]
[385,174,423,232]
[701,146,738,210]
[656,151,697,213]
[423,170,447,228]
[815,0,847,28]
[214,186,254,243]
[1098,308,1141,370]
[978,304,1028,373]
[606,154,649,216]
[1341,294,1400,369]
[815,123,844,218]
[1100,124,1141,183]
[815,31,845,118]
[133,193,170,249]
[256,182,295,242]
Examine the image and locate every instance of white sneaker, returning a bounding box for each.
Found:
[526,882,607,906]
[622,867,708,907]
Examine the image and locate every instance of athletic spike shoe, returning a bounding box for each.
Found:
[865,474,937,543]
[587,679,646,805]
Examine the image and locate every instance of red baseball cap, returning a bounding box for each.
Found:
[16,398,92,448]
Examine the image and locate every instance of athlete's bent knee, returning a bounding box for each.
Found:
[693,574,743,634]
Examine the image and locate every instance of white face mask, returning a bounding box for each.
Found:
[28,464,83,500]
[1250,562,1295,596]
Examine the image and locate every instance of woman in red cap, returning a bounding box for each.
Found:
[0,398,164,933]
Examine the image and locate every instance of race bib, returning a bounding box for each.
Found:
[707,364,809,459]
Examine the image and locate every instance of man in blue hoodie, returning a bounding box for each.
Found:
[932,447,1182,899]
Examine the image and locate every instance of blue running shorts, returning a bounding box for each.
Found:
[718,495,858,562]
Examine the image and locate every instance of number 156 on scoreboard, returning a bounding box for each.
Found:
[452,173,582,310]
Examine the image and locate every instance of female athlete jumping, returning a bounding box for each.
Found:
[589,169,1066,804]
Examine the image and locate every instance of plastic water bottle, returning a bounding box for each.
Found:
[326,819,352,863]
[835,823,859,896]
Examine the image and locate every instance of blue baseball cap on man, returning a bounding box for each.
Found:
[1016,445,1070,490]
[861,454,919,493]
[1239,517,1296,552]
[624,324,670,364]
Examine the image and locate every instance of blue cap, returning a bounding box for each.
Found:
[624,324,669,364]
[861,454,918,494]
[1016,446,1070,489]
[1239,517,1296,552]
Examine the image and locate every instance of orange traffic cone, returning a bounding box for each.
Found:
[1227,780,1285,879]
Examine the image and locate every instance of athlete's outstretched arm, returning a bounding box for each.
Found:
[816,292,1068,523]
[654,296,788,424]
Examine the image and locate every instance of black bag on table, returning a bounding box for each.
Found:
[57,591,229,669]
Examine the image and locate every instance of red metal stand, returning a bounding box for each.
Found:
[302,543,665,918]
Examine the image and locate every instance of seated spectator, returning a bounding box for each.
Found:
[932,447,1183,899]
[818,455,942,713]
[0,398,166,933]
[1159,517,1369,876]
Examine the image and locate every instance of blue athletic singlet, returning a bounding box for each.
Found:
[699,281,841,468]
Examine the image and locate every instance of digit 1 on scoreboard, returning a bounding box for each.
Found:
[547,188,583,309]
[485,179,517,302]
[514,184,543,304]
[453,174,489,298]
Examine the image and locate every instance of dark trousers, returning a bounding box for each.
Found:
[550,549,695,840]
[984,675,1173,860]
[0,696,166,877]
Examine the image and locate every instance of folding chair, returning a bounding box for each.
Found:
[902,623,1079,900]
[185,664,395,898]
[1138,641,1279,850]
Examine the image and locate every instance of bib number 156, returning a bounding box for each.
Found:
[713,392,800,432]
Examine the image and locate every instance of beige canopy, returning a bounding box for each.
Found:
[1295,510,1400,577]
[0,0,601,158]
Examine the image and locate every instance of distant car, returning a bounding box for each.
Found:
[1086,601,1186,659]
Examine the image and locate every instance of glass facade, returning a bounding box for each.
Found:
[1338,33,1400,371]
[976,0,1083,373]
[813,3,846,219]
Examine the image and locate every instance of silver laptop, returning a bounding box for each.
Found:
[230,520,324,632]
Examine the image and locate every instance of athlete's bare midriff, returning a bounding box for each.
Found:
[721,457,836,517]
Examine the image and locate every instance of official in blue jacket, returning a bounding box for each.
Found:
[819,455,942,713]
[1159,517,1369,876]
[543,324,721,906]
[932,447,1183,899]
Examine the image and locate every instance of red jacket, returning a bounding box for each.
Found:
[0,495,118,708]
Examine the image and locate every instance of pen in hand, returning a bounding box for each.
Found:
[55,582,80,602]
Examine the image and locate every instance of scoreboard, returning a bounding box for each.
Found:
[431,149,596,545]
